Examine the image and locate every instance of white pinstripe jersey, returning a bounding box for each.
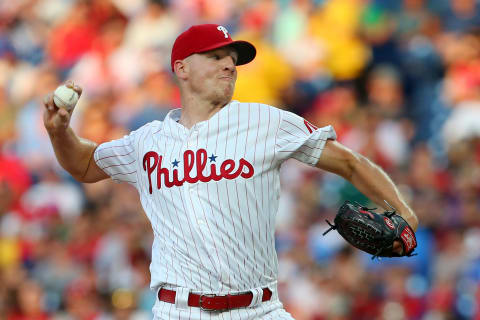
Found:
[94,101,336,293]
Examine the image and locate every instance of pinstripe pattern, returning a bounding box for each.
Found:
[94,101,336,319]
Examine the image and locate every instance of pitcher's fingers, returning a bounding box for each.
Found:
[58,107,70,119]
[73,83,83,97]
[43,93,56,112]
[65,80,82,97]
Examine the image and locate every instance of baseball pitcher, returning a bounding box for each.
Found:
[43,24,419,319]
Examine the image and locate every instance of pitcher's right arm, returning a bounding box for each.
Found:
[43,81,108,183]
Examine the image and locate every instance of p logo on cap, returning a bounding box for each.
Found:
[171,24,256,72]
[217,26,229,38]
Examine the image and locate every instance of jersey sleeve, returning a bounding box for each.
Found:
[94,129,141,185]
[275,110,337,166]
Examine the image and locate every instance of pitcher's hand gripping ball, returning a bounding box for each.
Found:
[53,84,79,111]
[323,201,417,259]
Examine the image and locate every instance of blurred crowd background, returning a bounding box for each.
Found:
[1,0,480,319]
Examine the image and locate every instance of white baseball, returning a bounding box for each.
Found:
[53,84,79,111]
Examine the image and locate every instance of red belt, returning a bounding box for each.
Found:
[158,287,272,311]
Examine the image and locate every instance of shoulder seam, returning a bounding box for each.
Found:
[274,108,283,157]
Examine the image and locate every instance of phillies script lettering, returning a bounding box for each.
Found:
[143,149,254,194]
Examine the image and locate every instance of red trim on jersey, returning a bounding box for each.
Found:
[303,119,318,134]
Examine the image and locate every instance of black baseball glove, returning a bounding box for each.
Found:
[323,201,417,259]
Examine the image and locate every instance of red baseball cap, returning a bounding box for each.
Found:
[171,24,256,72]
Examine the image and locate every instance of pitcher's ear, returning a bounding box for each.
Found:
[174,60,188,79]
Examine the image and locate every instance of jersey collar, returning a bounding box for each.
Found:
[164,101,238,138]
[163,108,187,139]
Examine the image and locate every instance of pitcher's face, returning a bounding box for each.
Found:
[183,47,239,105]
